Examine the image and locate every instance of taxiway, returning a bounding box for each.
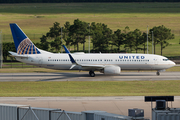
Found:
[0,71,180,81]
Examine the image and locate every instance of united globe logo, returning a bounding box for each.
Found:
[17,38,40,55]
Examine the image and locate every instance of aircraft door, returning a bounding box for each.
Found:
[36,56,43,66]
[38,57,43,65]
[154,57,158,65]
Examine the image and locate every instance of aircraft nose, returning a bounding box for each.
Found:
[170,60,176,66]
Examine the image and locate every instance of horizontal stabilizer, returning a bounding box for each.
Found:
[9,51,28,58]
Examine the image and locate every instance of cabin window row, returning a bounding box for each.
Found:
[48,59,149,62]
[48,59,103,62]
[115,59,149,62]
[48,59,70,61]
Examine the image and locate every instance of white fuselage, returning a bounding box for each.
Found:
[15,50,175,71]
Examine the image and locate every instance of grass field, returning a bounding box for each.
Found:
[0,80,180,97]
[0,3,180,56]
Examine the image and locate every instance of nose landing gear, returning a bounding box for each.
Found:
[156,71,160,76]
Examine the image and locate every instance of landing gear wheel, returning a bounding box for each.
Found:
[89,71,95,77]
[156,71,160,76]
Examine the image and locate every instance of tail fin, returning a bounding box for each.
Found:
[10,23,41,55]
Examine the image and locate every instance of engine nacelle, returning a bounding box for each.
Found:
[103,65,121,74]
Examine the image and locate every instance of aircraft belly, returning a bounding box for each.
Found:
[119,64,153,70]
[152,64,174,70]
[40,64,72,70]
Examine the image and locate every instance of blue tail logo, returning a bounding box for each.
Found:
[10,23,41,55]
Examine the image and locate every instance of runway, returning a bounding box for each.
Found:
[0,71,180,81]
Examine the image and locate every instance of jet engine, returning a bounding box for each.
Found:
[103,65,121,74]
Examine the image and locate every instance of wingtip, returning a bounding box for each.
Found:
[63,45,70,54]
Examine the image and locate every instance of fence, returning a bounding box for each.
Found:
[2,62,39,68]
[0,104,149,120]
[172,30,180,36]
[3,34,43,43]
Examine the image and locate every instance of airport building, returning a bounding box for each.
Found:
[0,103,148,120]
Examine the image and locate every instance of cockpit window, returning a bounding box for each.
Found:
[163,59,169,61]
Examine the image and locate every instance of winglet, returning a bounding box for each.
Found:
[63,45,78,69]
[63,45,70,54]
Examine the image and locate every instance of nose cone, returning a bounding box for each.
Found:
[170,60,176,67]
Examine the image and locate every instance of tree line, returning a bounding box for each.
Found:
[36,19,174,54]
[0,0,179,3]
[3,19,174,61]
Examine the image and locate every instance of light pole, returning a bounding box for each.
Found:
[88,23,90,53]
[147,25,148,54]
[61,26,62,53]
[152,31,153,54]
[0,30,2,69]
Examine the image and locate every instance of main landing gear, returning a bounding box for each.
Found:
[156,71,160,76]
[89,71,95,77]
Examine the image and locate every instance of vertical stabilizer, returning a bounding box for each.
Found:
[10,23,40,55]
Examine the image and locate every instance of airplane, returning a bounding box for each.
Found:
[9,23,176,77]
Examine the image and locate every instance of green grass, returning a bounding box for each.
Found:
[0,80,180,97]
[166,66,180,72]
[1,3,180,56]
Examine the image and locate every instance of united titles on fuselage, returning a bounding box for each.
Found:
[119,56,145,59]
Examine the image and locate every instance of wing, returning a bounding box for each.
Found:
[80,64,105,70]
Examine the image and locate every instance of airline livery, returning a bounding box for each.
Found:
[9,23,176,77]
